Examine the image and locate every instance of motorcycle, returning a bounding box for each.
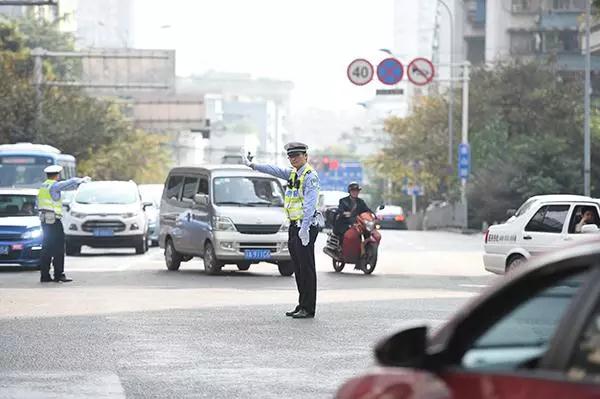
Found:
[323,210,382,274]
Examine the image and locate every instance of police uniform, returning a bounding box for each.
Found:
[249,142,320,318]
[38,166,88,283]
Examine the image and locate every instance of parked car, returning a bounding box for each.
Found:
[0,188,42,267]
[318,190,347,229]
[336,239,600,399]
[484,195,600,274]
[159,165,293,275]
[375,205,407,229]
[139,184,164,246]
[63,181,151,255]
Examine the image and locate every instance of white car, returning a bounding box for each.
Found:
[64,181,151,255]
[483,194,600,274]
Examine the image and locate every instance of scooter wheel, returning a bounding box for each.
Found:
[332,259,345,272]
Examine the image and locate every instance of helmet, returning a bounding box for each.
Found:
[347,182,362,192]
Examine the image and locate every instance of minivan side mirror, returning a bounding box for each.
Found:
[193,194,209,207]
[581,224,600,234]
[374,326,428,368]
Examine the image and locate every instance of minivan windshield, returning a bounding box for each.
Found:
[75,182,138,205]
[213,177,284,207]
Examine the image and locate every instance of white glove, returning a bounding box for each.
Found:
[299,227,310,247]
[82,176,92,183]
[240,149,252,168]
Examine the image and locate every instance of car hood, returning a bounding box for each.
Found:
[0,216,40,229]
[215,206,286,225]
[71,202,140,215]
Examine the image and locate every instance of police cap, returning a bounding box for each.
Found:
[284,142,308,156]
[44,165,63,174]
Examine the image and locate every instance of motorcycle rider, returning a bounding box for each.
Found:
[333,182,372,241]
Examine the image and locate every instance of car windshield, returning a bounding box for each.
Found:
[213,177,284,207]
[514,198,538,218]
[75,182,138,205]
[0,194,37,216]
[138,184,163,207]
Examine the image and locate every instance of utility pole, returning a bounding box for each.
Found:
[584,0,592,197]
[32,47,44,140]
[461,62,470,229]
[438,0,455,169]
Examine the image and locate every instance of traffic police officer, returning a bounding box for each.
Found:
[38,165,90,283]
[242,143,320,319]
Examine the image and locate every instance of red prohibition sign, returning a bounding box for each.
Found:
[407,57,435,86]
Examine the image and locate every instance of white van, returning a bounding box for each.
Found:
[159,165,293,276]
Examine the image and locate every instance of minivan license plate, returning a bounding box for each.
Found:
[93,229,114,237]
[244,249,271,260]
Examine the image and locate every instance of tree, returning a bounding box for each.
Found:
[0,16,171,180]
[371,61,591,227]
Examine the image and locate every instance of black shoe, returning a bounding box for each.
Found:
[285,306,301,317]
[54,276,72,283]
[292,309,315,319]
[40,277,53,283]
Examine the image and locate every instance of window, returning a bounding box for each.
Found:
[181,176,199,201]
[198,177,209,195]
[525,205,570,233]
[510,32,538,55]
[462,272,588,371]
[569,205,600,233]
[543,31,579,53]
[166,175,184,201]
[515,198,538,218]
[213,177,284,207]
[568,301,600,382]
[512,0,538,12]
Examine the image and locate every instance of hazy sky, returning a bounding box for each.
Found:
[133,0,395,113]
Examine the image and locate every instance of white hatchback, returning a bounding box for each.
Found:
[483,194,600,274]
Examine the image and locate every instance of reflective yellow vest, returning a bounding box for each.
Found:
[37,179,62,217]
[284,164,314,221]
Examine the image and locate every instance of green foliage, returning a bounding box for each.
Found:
[371,61,594,226]
[0,15,171,183]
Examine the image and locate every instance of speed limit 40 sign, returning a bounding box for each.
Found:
[347,59,374,86]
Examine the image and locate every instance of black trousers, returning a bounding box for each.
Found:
[40,221,65,279]
[288,224,319,314]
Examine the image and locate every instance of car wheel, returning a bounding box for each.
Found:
[277,261,294,276]
[332,259,345,272]
[164,238,182,271]
[506,254,526,273]
[237,262,251,271]
[135,235,148,254]
[65,242,80,256]
[203,242,223,275]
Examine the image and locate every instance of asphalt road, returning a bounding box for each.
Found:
[0,230,494,398]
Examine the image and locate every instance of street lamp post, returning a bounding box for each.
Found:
[438,0,455,169]
[584,0,591,197]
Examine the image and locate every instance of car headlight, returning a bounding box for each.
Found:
[70,211,87,219]
[211,216,236,232]
[22,228,42,240]
[365,221,375,232]
[279,219,290,232]
[122,212,138,219]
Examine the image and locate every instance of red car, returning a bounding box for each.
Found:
[336,240,600,399]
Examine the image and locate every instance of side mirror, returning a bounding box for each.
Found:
[506,209,516,218]
[142,201,153,210]
[374,326,428,368]
[193,194,209,207]
[581,224,600,234]
[63,204,70,212]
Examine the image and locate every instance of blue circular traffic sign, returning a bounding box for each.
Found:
[377,58,404,85]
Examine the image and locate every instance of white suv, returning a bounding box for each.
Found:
[483,194,600,274]
[64,181,151,255]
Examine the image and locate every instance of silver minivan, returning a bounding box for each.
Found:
[158,165,293,276]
